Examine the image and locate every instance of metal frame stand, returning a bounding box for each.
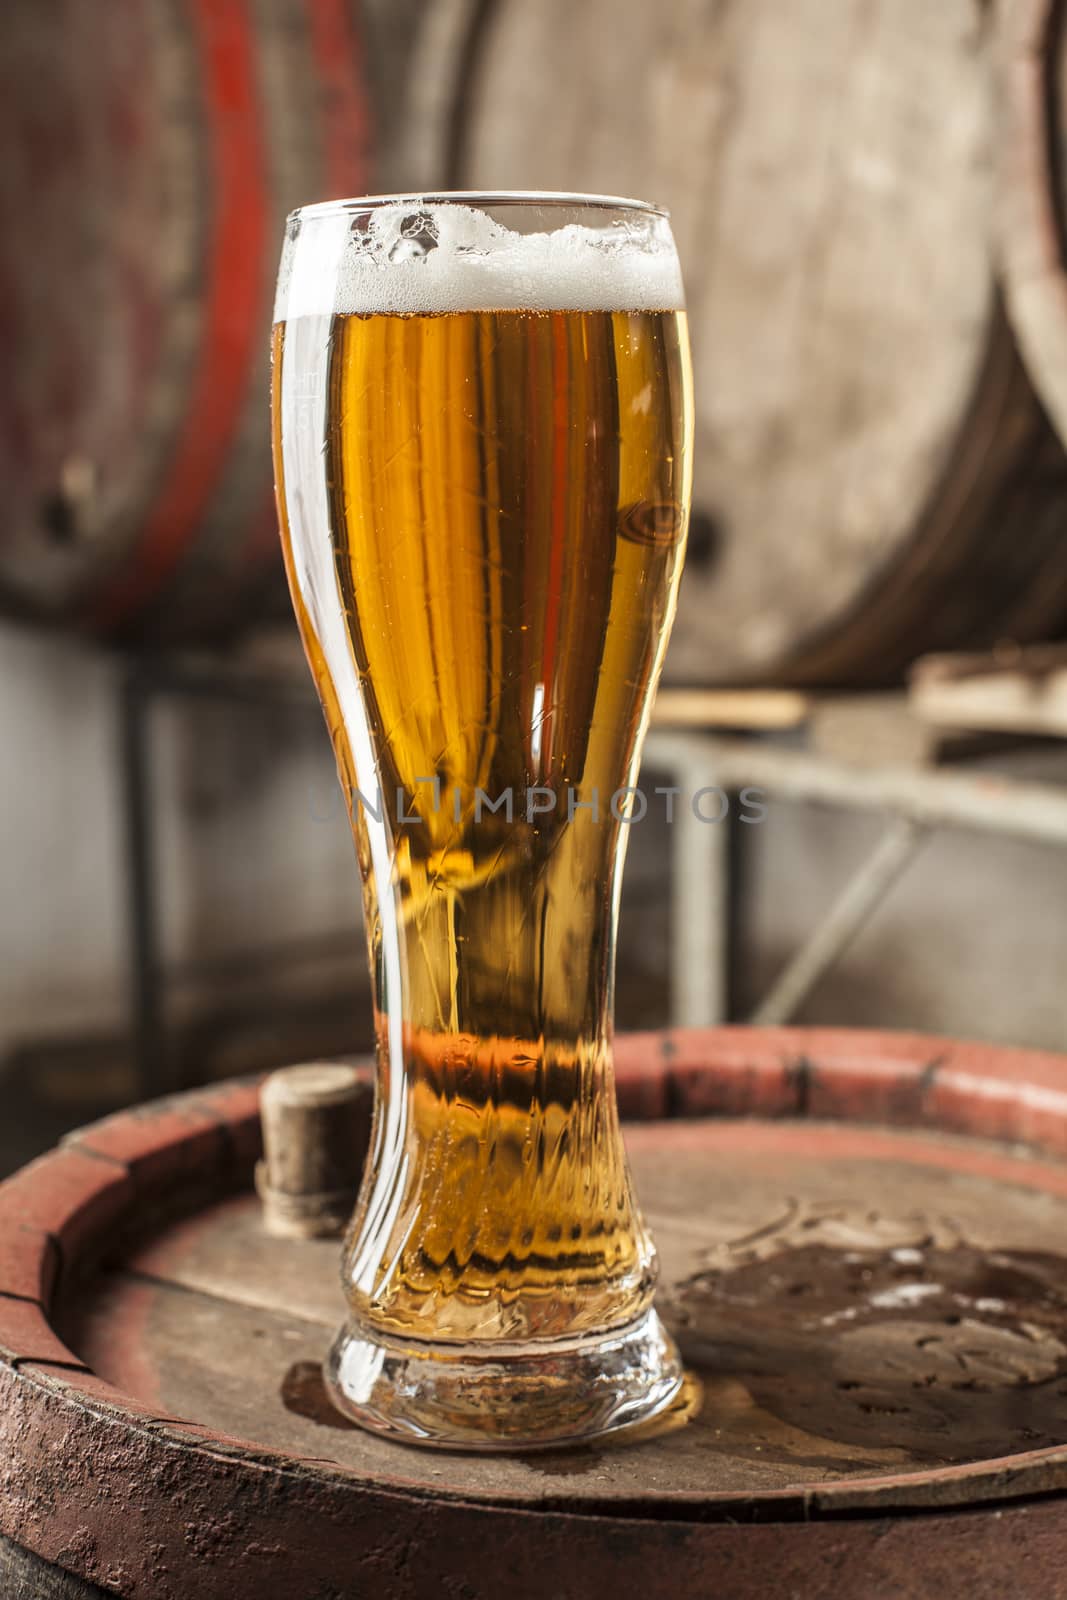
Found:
[116,652,322,1101]
[644,730,1067,1030]
[118,663,165,1101]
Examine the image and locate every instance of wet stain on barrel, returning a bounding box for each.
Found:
[518,1447,603,1476]
[281,1361,358,1431]
[664,1240,1067,1466]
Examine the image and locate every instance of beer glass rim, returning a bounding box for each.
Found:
[288,191,669,224]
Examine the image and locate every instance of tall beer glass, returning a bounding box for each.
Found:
[271,193,693,1449]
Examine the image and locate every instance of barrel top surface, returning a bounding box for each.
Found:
[7,1027,1067,1595]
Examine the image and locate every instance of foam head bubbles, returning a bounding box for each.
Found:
[274,193,685,321]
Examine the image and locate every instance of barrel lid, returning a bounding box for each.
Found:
[5,1029,1067,1596]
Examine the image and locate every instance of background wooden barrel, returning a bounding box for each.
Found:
[394,0,1067,686]
[6,1031,1067,1596]
[1001,0,1067,448]
[0,0,370,648]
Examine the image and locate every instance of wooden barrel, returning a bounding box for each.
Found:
[396,0,1067,686]
[0,1,370,648]
[1002,0,1067,448]
[5,1030,1067,1596]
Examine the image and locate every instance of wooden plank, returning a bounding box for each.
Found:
[650,690,1016,771]
[912,645,1067,737]
[651,688,810,731]
[807,690,1026,768]
[809,692,940,768]
[915,643,1067,683]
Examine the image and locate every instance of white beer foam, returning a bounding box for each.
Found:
[275,201,684,320]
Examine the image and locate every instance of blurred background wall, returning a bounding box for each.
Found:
[5,0,1067,1171]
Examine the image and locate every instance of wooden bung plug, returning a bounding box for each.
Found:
[255,1063,371,1239]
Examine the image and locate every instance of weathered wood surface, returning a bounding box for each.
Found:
[402,0,1067,686]
[67,1121,1067,1506]
[0,1534,116,1600]
[912,642,1067,737]
[8,1033,1067,1597]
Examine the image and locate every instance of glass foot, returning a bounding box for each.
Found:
[325,1306,684,1452]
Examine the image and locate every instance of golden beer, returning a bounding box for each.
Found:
[272,196,692,1446]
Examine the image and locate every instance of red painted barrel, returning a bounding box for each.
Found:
[5,1028,1067,1597]
[0,1,370,647]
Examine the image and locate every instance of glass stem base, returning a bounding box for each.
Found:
[325,1306,684,1451]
